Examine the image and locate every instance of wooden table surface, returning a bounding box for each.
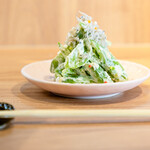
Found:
[0,45,150,150]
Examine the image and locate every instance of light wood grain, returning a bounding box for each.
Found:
[0,46,150,150]
[0,0,150,45]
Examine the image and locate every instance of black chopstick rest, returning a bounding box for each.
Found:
[0,102,15,129]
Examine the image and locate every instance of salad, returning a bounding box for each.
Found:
[50,11,128,84]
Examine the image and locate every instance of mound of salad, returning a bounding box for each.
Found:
[50,11,128,84]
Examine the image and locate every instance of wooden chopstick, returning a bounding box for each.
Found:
[0,109,150,118]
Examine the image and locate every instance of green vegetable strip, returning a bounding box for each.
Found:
[91,40,128,82]
[84,64,113,83]
[65,40,90,69]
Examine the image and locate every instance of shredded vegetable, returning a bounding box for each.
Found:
[50,11,128,84]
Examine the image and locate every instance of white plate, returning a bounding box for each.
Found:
[21,60,150,99]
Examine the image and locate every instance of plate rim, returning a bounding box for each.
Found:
[21,59,150,87]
